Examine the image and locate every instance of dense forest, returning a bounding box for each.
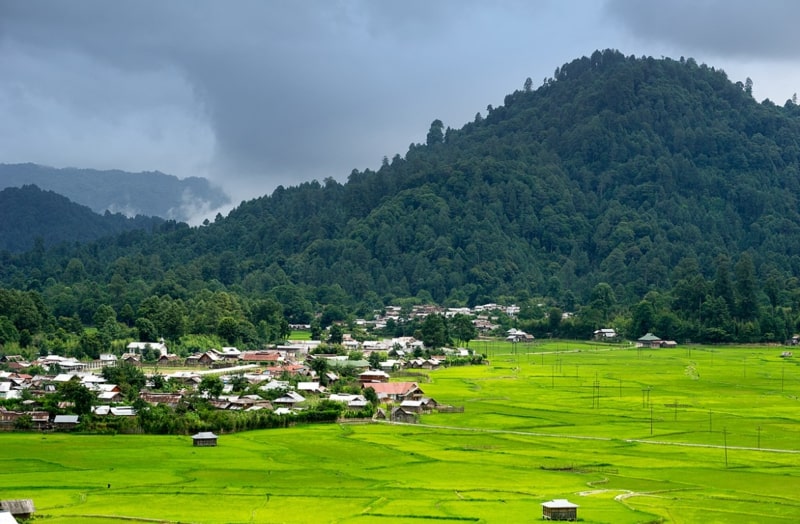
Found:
[4,49,800,352]
[0,185,164,252]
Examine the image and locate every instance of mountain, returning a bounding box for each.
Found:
[178,50,800,303]
[0,185,164,252]
[0,163,230,222]
[3,50,800,343]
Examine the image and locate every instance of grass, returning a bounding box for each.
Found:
[2,343,799,523]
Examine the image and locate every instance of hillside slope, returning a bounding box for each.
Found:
[4,50,800,323]
[0,185,163,252]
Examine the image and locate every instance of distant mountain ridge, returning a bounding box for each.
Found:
[0,185,164,252]
[0,163,230,222]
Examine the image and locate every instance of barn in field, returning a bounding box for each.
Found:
[0,499,35,520]
[191,431,218,447]
[541,499,578,521]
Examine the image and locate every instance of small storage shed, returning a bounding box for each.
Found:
[541,499,578,521]
[0,499,34,520]
[191,431,218,447]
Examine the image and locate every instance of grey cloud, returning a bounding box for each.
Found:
[606,0,800,60]
[3,1,583,201]
[14,1,796,206]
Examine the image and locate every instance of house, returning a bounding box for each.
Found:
[98,354,117,366]
[389,406,417,423]
[399,399,424,413]
[637,333,663,349]
[541,499,578,521]
[297,382,325,394]
[97,391,123,403]
[240,351,283,364]
[358,369,390,383]
[53,415,79,430]
[197,351,223,366]
[329,394,368,409]
[126,341,168,357]
[139,392,182,407]
[273,390,306,407]
[157,354,182,366]
[121,353,142,365]
[593,328,618,340]
[0,499,34,520]
[506,328,534,342]
[366,382,423,402]
[30,411,50,429]
[191,431,218,447]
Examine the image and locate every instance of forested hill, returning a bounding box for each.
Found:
[4,50,800,342]
[0,163,230,222]
[167,50,800,305]
[0,185,164,252]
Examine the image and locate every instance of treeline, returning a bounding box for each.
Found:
[3,50,800,344]
[0,185,164,252]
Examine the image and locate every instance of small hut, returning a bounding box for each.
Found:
[637,332,663,348]
[541,499,578,521]
[0,499,34,520]
[191,431,218,447]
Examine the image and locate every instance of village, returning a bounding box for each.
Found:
[0,332,482,432]
[0,299,682,436]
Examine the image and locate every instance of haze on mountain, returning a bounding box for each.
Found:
[4,50,800,344]
[2,1,800,202]
[0,163,230,224]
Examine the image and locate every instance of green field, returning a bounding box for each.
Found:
[3,343,799,523]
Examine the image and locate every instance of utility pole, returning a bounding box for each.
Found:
[723,427,728,468]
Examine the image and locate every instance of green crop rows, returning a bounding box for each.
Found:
[2,343,799,523]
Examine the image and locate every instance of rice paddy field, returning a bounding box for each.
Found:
[2,342,799,523]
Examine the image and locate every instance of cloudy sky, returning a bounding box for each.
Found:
[2,0,800,205]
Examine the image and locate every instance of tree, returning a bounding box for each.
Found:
[328,324,344,345]
[734,253,758,321]
[363,386,379,407]
[199,375,224,399]
[310,318,323,341]
[426,119,444,146]
[0,315,19,345]
[368,351,382,370]
[420,314,448,349]
[217,316,239,344]
[93,304,116,327]
[450,314,477,347]
[523,77,533,92]
[78,330,105,360]
[135,317,158,342]
[59,378,94,416]
[712,255,735,311]
[229,374,249,393]
[310,357,329,378]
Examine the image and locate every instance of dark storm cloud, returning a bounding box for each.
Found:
[3,1,600,202]
[605,0,800,59]
[14,1,799,206]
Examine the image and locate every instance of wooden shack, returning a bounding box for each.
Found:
[0,499,35,520]
[191,431,218,447]
[541,499,578,521]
